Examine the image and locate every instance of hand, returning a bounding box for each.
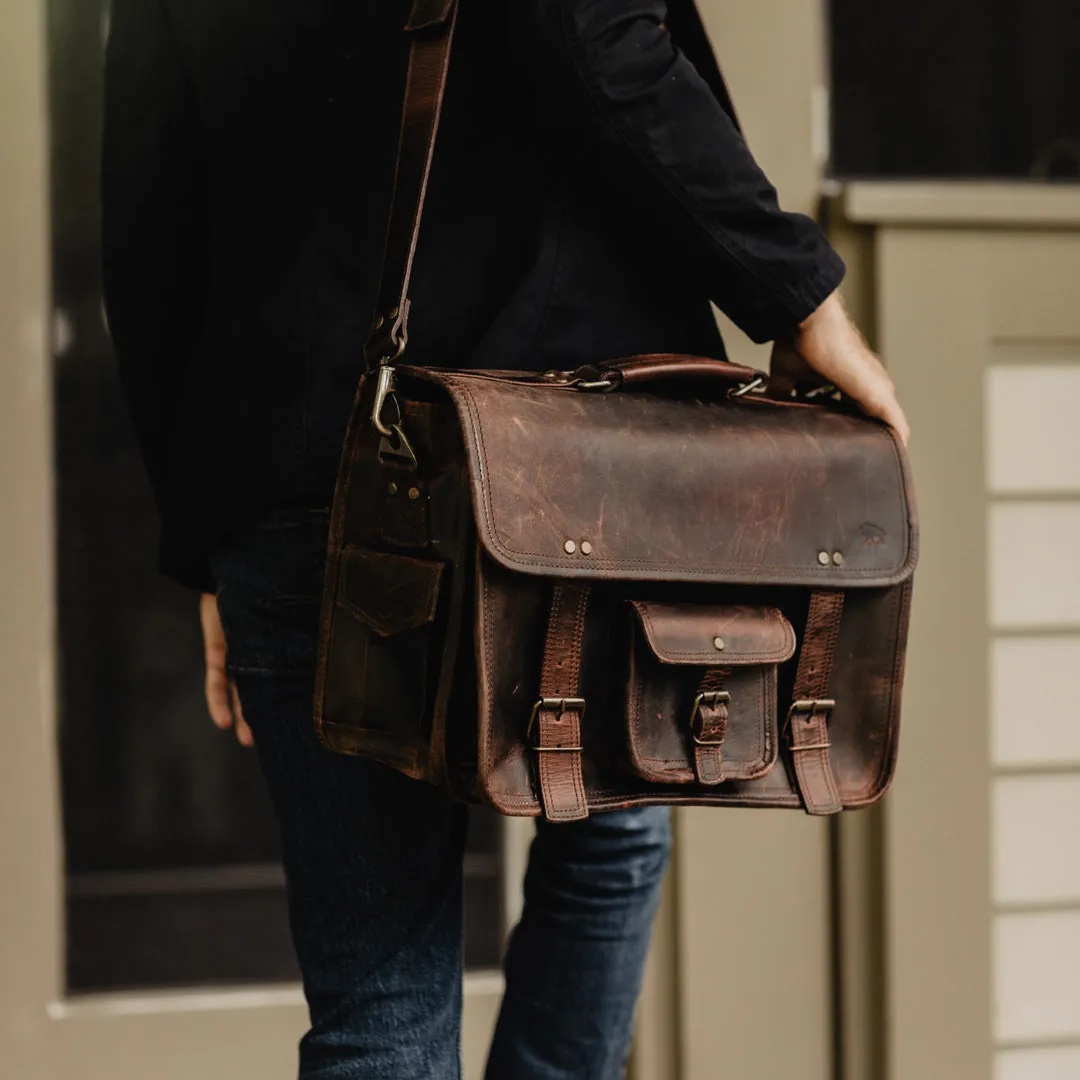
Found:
[199,592,254,748]
[776,291,910,446]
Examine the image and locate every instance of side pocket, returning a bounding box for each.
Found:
[626,601,794,786]
[320,545,444,775]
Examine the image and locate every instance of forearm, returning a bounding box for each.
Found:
[510,0,844,341]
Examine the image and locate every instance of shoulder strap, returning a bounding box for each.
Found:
[363,0,740,374]
[364,0,459,370]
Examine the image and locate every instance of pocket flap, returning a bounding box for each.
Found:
[630,601,795,665]
[338,546,443,637]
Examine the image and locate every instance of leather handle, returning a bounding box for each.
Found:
[590,354,765,390]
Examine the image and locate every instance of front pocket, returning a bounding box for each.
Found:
[626,601,795,786]
[326,546,444,749]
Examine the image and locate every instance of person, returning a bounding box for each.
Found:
[101,0,908,1076]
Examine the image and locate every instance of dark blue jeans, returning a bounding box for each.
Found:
[208,510,671,1080]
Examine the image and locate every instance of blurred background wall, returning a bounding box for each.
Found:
[2,1,1079,1078]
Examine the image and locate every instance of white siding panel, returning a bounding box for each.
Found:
[992,637,1080,767]
[996,1047,1080,1080]
[995,911,1080,1041]
[993,776,1080,904]
[989,504,1080,629]
[987,366,1080,494]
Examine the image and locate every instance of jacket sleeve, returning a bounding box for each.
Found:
[508,0,844,343]
[102,0,204,512]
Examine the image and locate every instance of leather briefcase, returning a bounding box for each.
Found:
[312,0,918,822]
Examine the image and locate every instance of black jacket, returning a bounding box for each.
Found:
[102,0,844,590]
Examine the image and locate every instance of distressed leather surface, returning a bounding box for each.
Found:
[315,361,916,817]
[404,368,916,587]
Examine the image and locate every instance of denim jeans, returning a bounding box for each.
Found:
[208,509,671,1080]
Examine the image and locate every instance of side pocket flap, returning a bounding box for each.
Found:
[630,601,795,665]
[338,546,444,637]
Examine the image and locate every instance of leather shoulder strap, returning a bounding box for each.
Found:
[363,0,739,371]
[364,0,459,369]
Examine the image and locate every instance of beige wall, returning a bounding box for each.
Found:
[0,1,63,1077]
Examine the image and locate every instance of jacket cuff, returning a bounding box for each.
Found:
[737,243,847,344]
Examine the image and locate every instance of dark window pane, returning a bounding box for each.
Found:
[831,0,1080,179]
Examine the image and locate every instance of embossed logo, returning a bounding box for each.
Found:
[859,523,888,547]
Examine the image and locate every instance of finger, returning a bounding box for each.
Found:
[230,680,254,748]
[199,593,226,652]
[864,386,910,447]
[205,654,234,730]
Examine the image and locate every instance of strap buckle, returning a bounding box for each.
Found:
[785,698,835,751]
[690,690,731,745]
[527,697,586,751]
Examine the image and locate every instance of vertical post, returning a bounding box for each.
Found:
[0,1,64,1077]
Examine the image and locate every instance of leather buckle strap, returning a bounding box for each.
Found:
[787,592,844,815]
[528,698,585,753]
[533,584,591,821]
[690,691,731,744]
[785,699,835,754]
[689,669,731,785]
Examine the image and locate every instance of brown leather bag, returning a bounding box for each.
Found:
[313,0,917,821]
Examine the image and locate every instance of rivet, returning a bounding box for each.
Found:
[373,315,385,330]
[832,551,845,566]
[408,487,420,500]
[713,636,725,651]
[564,540,577,554]
[581,541,593,555]
[388,482,398,495]
[388,306,399,319]
[817,550,831,566]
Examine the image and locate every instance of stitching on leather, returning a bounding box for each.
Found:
[447,378,914,584]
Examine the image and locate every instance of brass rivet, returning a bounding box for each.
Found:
[564,540,577,554]
[408,487,420,500]
[817,550,831,566]
[713,636,725,651]
[388,306,399,320]
[388,481,398,495]
[581,541,593,555]
[832,551,844,566]
[373,315,385,330]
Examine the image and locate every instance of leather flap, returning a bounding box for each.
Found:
[337,546,443,637]
[405,365,918,588]
[631,601,795,665]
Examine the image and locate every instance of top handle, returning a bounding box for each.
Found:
[552,354,766,394]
